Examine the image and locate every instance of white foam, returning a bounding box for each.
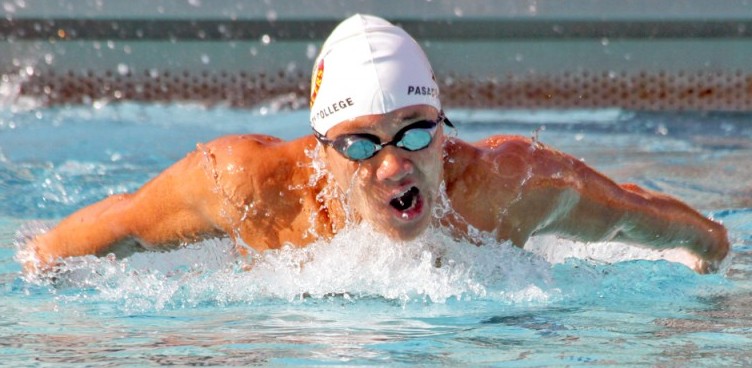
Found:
[16,219,708,312]
[18,223,562,311]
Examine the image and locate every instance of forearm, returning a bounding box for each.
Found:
[29,194,136,271]
[613,188,729,267]
[482,139,729,272]
[558,181,730,272]
[26,145,235,273]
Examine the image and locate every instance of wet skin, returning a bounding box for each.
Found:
[27,105,729,274]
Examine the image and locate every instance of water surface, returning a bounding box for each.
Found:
[1,103,750,366]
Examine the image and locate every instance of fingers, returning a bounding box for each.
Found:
[18,236,55,277]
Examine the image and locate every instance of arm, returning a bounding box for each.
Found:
[506,140,729,273]
[26,143,227,273]
[449,136,729,273]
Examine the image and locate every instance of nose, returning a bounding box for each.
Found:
[375,148,414,182]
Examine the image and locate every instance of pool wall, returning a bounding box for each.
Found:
[2,0,752,110]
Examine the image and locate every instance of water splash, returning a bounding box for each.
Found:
[0,71,41,111]
[16,221,562,312]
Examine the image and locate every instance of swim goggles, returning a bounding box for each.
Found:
[314,113,453,161]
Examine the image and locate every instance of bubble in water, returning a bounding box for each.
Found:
[266,10,277,22]
[117,63,129,76]
[655,123,668,136]
[306,43,318,60]
[200,54,210,64]
[93,99,108,110]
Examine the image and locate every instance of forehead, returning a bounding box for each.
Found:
[328,104,438,136]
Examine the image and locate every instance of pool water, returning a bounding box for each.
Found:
[1,102,751,366]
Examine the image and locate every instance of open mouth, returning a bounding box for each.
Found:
[389,186,421,212]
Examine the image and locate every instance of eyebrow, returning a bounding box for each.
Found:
[399,111,422,122]
[336,111,429,137]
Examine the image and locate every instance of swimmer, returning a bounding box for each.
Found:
[25,14,729,274]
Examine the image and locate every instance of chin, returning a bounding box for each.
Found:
[381,208,433,241]
[395,222,430,241]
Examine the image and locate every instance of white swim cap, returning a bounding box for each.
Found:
[309,14,441,135]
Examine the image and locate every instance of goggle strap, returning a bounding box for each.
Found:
[440,111,455,128]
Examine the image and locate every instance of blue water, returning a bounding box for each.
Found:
[1,102,751,366]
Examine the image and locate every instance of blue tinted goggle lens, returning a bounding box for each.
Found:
[330,121,438,161]
[345,139,380,160]
[397,129,433,150]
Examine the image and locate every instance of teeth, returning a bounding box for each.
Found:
[395,187,410,200]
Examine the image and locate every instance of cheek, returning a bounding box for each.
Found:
[416,147,444,181]
[357,165,374,182]
[328,157,373,198]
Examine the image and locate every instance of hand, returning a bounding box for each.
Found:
[661,244,729,274]
[18,233,55,277]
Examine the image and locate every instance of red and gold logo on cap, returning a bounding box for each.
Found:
[310,58,325,107]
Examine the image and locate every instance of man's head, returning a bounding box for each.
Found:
[309,14,441,136]
[310,14,446,240]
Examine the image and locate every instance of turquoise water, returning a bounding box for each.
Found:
[1,102,751,366]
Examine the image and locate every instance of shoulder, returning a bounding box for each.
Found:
[445,134,536,158]
[193,134,318,188]
[203,134,290,153]
[201,134,317,163]
[443,134,585,191]
[443,135,536,178]
[190,134,320,205]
